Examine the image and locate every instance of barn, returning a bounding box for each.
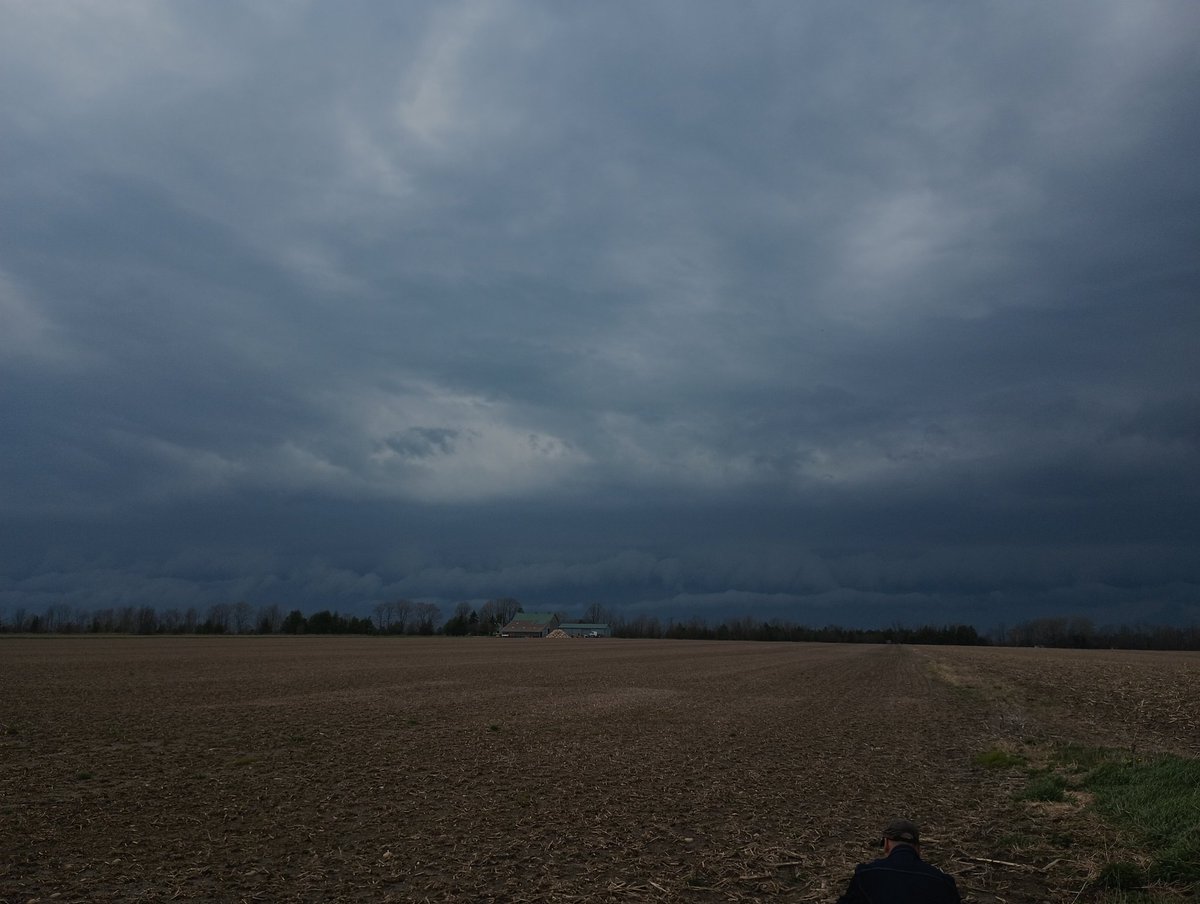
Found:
[499,613,560,638]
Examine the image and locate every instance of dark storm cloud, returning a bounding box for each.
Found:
[2,2,1198,626]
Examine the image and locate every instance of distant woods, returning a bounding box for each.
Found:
[990,615,1200,651]
[0,601,1196,650]
[0,598,512,638]
[0,600,444,637]
[617,615,1199,650]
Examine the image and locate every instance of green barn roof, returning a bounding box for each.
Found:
[511,612,557,625]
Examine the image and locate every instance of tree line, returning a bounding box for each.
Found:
[991,616,1200,651]
[0,601,1195,650]
[0,597,521,637]
[614,615,987,646]
[0,601,441,636]
[0,599,984,645]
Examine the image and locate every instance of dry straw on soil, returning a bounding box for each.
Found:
[2,638,1196,902]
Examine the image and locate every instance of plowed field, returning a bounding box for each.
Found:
[2,638,1196,902]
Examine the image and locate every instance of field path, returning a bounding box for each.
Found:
[4,637,1181,902]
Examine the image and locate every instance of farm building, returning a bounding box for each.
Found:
[558,623,612,638]
[499,613,560,638]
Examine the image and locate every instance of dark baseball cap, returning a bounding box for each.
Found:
[881,818,920,845]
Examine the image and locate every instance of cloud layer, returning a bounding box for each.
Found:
[2,2,1198,627]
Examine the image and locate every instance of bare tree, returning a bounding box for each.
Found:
[256,603,283,634]
[582,601,611,624]
[1065,616,1095,649]
[478,598,517,634]
[206,603,232,633]
[44,603,75,633]
[392,599,413,634]
[478,599,500,633]
[413,602,440,635]
[232,601,254,634]
[137,606,159,634]
[485,597,521,628]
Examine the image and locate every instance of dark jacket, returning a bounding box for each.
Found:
[835,844,961,904]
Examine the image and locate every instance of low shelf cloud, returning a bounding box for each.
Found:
[2,2,1198,628]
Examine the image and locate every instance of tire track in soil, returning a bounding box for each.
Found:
[781,643,1056,903]
[0,638,1075,902]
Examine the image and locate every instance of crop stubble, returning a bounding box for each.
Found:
[1,638,1196,902]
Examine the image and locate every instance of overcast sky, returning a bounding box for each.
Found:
[2,2,1198,628]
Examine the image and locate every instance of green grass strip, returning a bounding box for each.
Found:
[974,747,1026,769]
[1018,771,1068,802]
[1083,753,1200,883]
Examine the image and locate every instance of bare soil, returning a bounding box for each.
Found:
[1,637,1196,902]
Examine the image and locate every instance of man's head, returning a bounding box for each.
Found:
[880,818,920,854]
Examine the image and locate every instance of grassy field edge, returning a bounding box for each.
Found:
[974,743,1200,902]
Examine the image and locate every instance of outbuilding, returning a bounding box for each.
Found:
[558,623,612,638]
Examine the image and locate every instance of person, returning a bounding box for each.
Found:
[835,818,961,903]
